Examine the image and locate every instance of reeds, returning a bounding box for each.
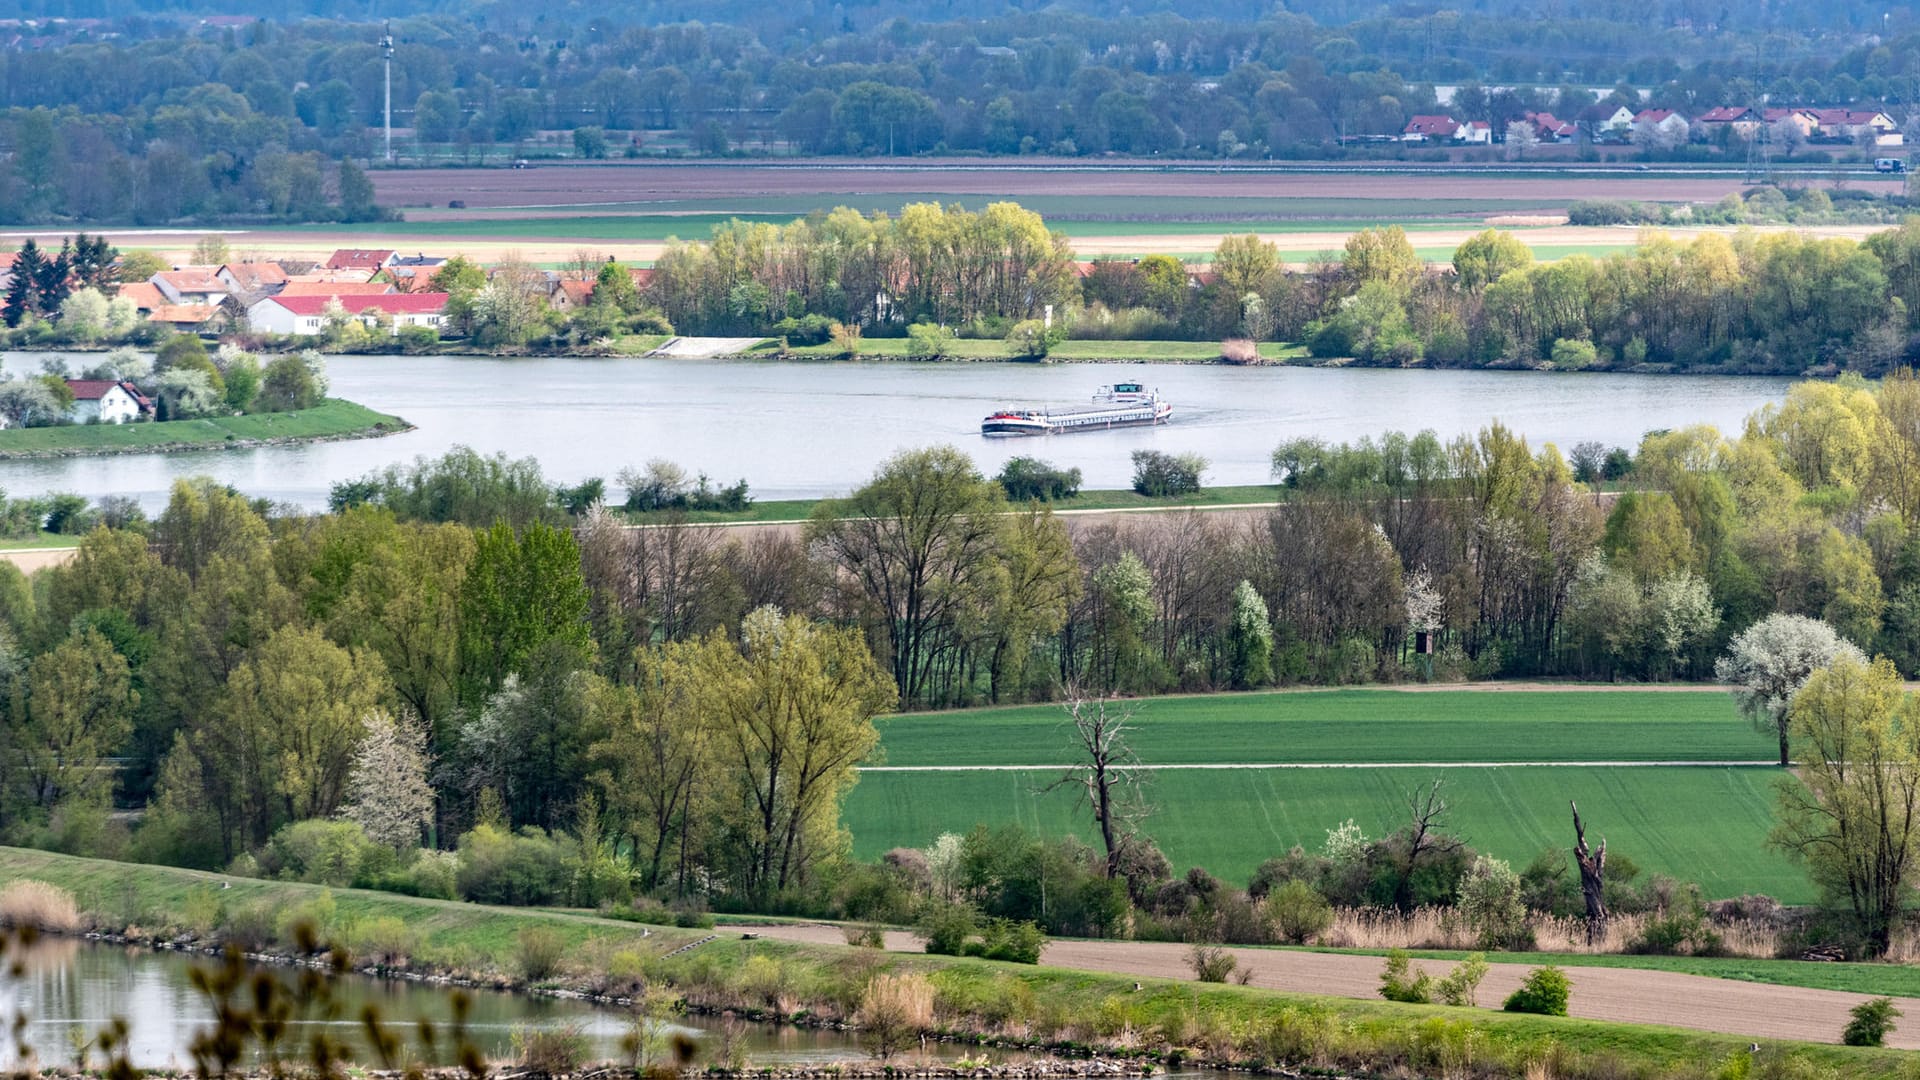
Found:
[0,879,79,933]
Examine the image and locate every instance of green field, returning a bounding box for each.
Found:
[849,688,1798,899]
[0,399,407,457]
[877,689,1768,766]
[844,764,1803,900]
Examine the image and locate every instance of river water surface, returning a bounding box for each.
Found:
[0,354,1794,510]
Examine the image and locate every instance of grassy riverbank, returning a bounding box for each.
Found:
[0,847,1904,1078]
[754,338,1309,362]
[0,399,408,459]
[628,484,1287,525]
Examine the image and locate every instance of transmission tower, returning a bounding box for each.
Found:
[382,21,395,163]
[1744,116,1772,184]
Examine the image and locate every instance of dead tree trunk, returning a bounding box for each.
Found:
[1572,800,1607,945]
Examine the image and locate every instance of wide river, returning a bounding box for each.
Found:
[0,354,1794,510]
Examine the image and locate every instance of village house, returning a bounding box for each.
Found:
[1807,108,1902,145]
[116,281,165,315]
[151,267,228,306]
[146,304,221,333]
[1693,106,1764,139]
[1762,107,1821,139]
[547,278,595,311]
[216,262,289,297]
[1522,112,1578,142]
[1631,108,1691,142]
[65,379,150,424]
[1401,115,1460,142]
[275,281,395,300]
[248,292,450,336]
[1455,120,1492,144]
[1577,103,1636,142]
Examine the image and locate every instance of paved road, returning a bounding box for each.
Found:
[750,924,1920,1048]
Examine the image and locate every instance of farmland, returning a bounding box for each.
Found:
[845,687,1806,900]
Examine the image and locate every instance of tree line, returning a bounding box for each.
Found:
[7,3,1920,222]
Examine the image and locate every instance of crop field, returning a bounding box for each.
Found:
[846,687,1803,899]
[844,764,1801,900]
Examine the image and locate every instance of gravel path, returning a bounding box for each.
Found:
[749,924,1920,1048]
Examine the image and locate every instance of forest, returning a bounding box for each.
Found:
[6,1,1920,222]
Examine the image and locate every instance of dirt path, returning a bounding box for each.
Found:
[749,924,1920,1048]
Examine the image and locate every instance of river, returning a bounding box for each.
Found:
[0,938,926,1069]
[0,355,1794,510]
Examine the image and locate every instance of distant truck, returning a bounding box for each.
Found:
[1875,157,1907,174]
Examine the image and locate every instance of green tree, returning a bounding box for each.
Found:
[257,353,322,410]
[807,446,1009,707]
[695,607,895,899]
[1343,226,1422,290]
[1213,233,1280,298]
[337,158,377,221]
[591,261,641,313]
[1452,229,1534,291]
[1226,579,1273,688]
[590,645,713,893]
[9,628,136,823]
[1716,613,1866,766]
[1772,657,1920,955]
[458,520,593,701]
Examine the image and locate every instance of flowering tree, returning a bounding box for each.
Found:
[340,708,435,851]
[1716,613,1865,766]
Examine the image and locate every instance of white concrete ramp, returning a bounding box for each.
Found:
[647,336,763,358]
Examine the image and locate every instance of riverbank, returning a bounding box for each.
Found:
[628,485,1289,526]
[0,847,1910,1077]
[0,399,410,460]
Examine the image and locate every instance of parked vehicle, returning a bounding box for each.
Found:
[1874,157,1907,174]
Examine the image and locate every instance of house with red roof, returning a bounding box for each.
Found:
[1631,109,1690,143]
[65,379,150,424]
[548,279,595,311]
[1523,112,1578,143]
[217,262,288,297]
[323,249,399,272]
[276,281,395,300]
[1401,115,1460,142]
[152,267,227,306]
[147,303,221,332]
[248,292,450,336]
[1807,108,1902,145]
[1456,120,1492,144]
[117,281,165,314]
[1694,106,1763,138]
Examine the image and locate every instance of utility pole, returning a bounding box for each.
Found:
[382,20,395,163]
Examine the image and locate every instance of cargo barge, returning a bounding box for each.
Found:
[981,383,1173,437]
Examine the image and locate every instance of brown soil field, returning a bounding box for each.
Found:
[367,161,1899,210]
[751,923,1920,1048]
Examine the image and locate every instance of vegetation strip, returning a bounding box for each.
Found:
[0,398,410,459]
[1,848,1907,1079]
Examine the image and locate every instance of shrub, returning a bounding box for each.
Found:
[349,916,418,966]
[517,927,568,981]
[259,819,389,887]
[1457,855,1529,950]
[920,902,978,956]
[1131,449,1207,497]
[997,456,1083,501]
[906,321,956,359]
[456,824,579,905]
[224,900,280,951]
[830,321,862,357]
[1502,966,1571,1016]
[857,973,935,1060]
[1549,337,1599,370]
[968,919,1046,964]
[1843,997,1901,1046]
[181,886,225,937]
[1265,880,1333,944]
[1436,952,1489,1007]
[1004,319,1053,358]
[0,879,79,932]
[1378,949,1432,1003]
[844,923,887,948]
[397,324,439,353]
[514,1021,589,1073]
[1220,338,1260,363]
[1188,944,1240,983]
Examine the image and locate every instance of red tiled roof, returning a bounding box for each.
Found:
[629,267,655,287]
[1634,109,1678,123]
[1403,115,1459,136]
[1810,108,1889,126]
[221,262,288,288]
[324,248,397,270]
[155,268,225,293]
[117,281,165,310]
[277,281,394,298]
[263,293,449,316]
[555,279,594,304]
[65,379,125,400]
[1696,106,1757,123]
[149,303,219,324]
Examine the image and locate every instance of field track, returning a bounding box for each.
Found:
[749,923,1920,1048]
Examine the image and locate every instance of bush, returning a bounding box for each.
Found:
[514,1021,588,1073]
[1843,997,1901,1046]
[1004,318,1053,358]
[1265,880,1332,944]
[997,456,1083,501]
[397,324,440,353]
[1188,944,1240,983]
[772,314,834,345]
[920,902,978,955]
[906,321,956,358]
[1378,949,1432,1004]
[517,927,568,981]
[1220,338,1259,363]
[456,824,579,905]
[1502,966,1570,1015]
[1457,855,1529,950]
[1131,449,1207,497]
[259,819,391,887]
[967,918,1046,964]
[0,879,79,932]
[857,973,935,1060]
[844,923,887,948]
[830,321,862,357]
[348,915,418,966]
[1436,953,1489,1007]
[1549,337,1599,370]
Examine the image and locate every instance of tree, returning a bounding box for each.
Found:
[1504,120,1540,160]
[592,261,640,313]
[1571,801,1607,944]
[1771,657,1920,956]
[1226,580,1273,688]
[591,649,712,893]
[807,446,1009,707]
[1131,450,1206,496]
[1716,613,1866,766]
[338,708,434,851]
[1004,319,1052,358]
[1214,233,1280,298]
[1453,230,1534,292]
[337,158,377,222]
[10,628,135,820]
[3,240,46,326]
[191,234,230,266]
[1048,693,1150,878]
[573,126,610,159]
[58,288,109,342]
[258,352,322,410]
[458,520,593,702]
[695,607,895,899]
[1342,226,1422,290]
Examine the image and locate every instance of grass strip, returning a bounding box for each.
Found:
[0,846,1902,1078]
[0,399,408,458]
[624,484,1289,525]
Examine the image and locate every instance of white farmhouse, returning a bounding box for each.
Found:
[66,379,150,424]
[249,293,451,336]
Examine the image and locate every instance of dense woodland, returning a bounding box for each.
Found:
[8,2,1920,221]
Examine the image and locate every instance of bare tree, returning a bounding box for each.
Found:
[1047,690,1152,877]
[1572,801,1607,944]
[1395,779,1463,910]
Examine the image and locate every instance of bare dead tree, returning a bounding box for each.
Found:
[1396,779,1463,910]
[1572,801,1608,945]
[1045,689,1152,878]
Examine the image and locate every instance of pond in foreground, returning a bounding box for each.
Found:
[0,938,908,1069]
[0,354,1793,510]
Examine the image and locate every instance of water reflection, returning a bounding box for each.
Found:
[0,940,905,1069]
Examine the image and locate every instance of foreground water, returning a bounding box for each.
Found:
[0,938,930,1069]
[0,354,1792,510]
